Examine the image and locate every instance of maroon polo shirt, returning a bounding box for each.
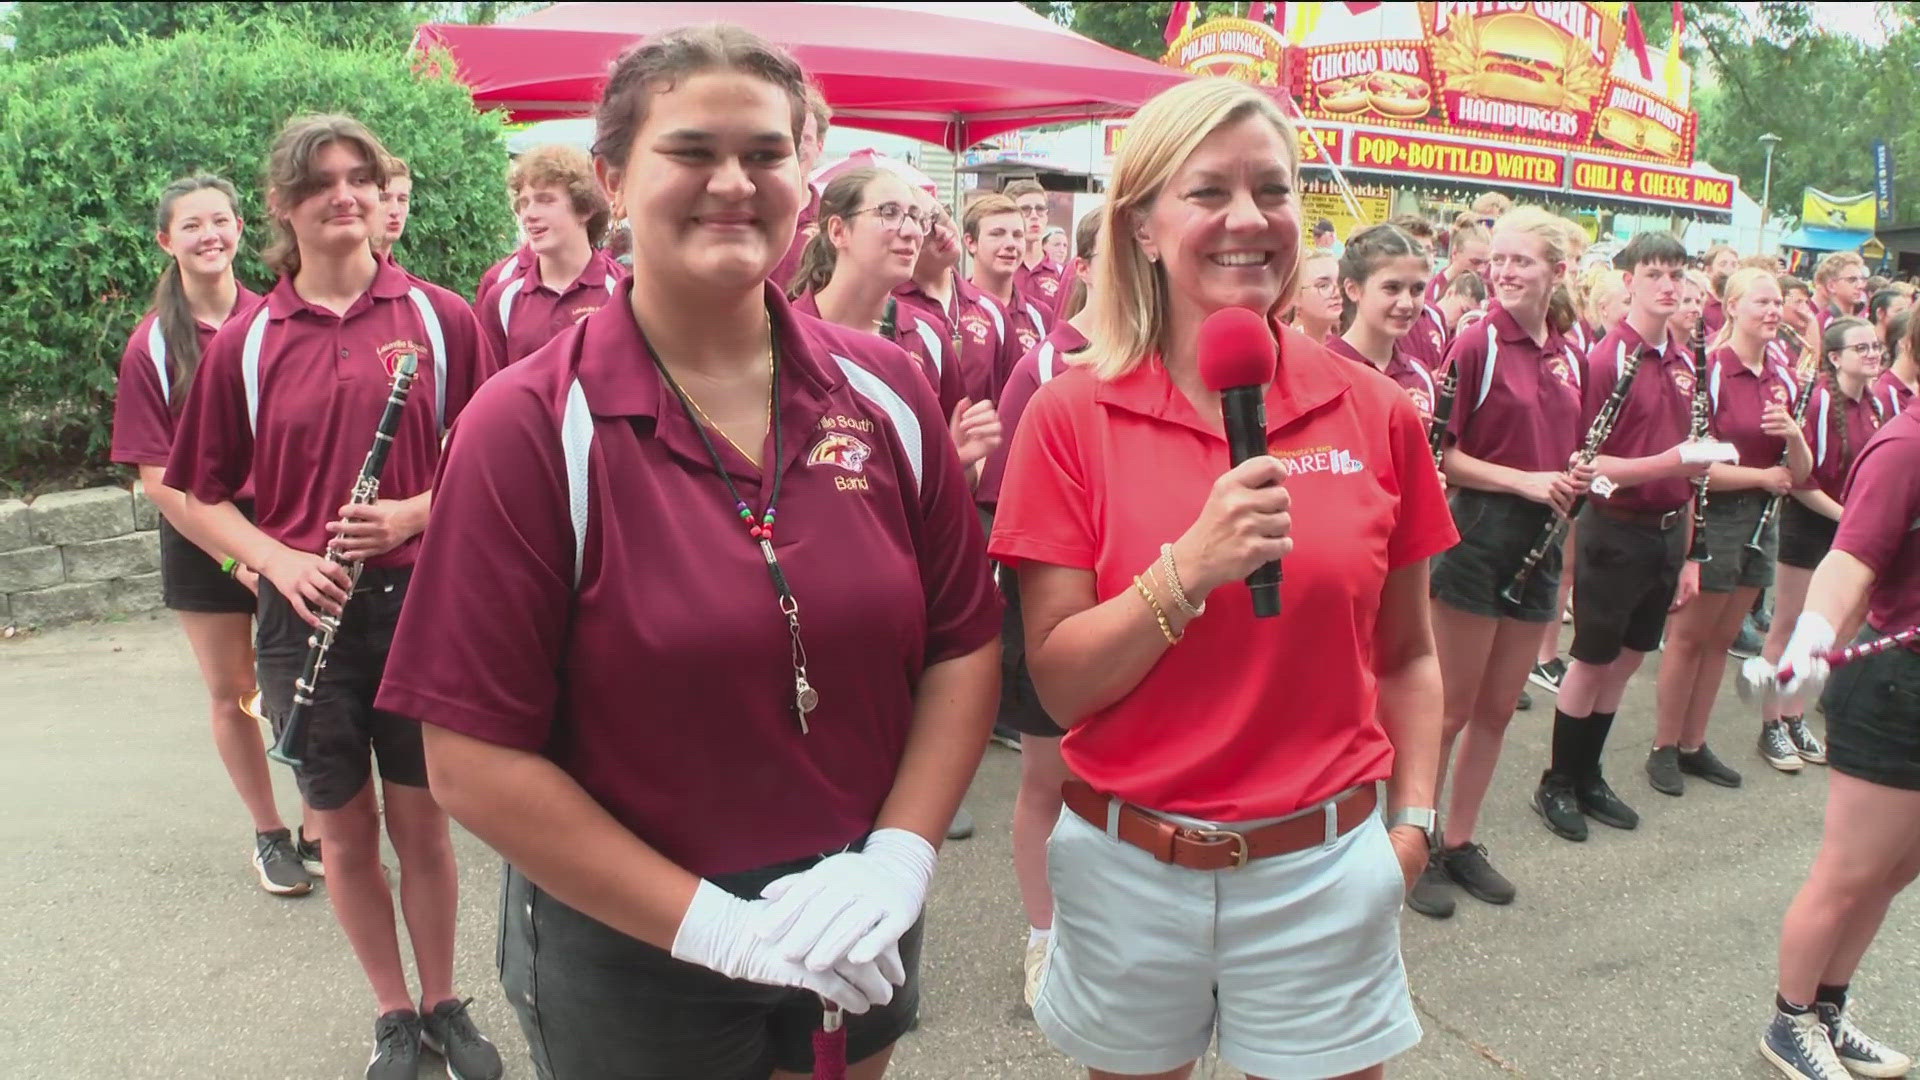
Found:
[474,243,536,305]
[1706,346,1798,469]
[977,320,1089,510]
[1834,407,1920,634]
[164,260,496,569]
[1404,304,1450,373]
[479,249,626,366]
[1051,261,1079,321]
[1326,334,1439,423]
[1014,258,1065,313]
[1803,379,1890,501]
[1875,369,1915,416]
[1425,268,1451,305]
[770,188,820,296]
[1444,304,1583,473]
[949,278,1034,405]
[374,283,1001,876]
[1702,294,1726,340]
[112,286,262,469]
[791,290,967,422]
[1583,321,1696,514]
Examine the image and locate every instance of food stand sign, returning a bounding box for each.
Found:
[1349,129,1565,191]
[1569,156,1733,211]
[1164,16,1287,87]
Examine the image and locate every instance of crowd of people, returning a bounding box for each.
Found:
[108,20,1920,1080]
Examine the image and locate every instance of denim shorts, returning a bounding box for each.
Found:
[1429,489,1562,622]
[497,847,922,1079]
[1698,491,1775,593]
[1821,626,1920,791]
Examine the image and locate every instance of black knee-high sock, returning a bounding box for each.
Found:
[1550,709,1588,777]
[1583,710,1617,778]
[1816,983,1849,1011]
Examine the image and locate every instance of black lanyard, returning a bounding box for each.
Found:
[645,326,820,733]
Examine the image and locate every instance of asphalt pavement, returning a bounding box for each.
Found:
[2,613,1915,1078]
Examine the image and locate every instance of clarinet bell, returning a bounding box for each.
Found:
[239,689,266,724]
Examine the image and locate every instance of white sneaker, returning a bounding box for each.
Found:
[1818,1002,1913,1078]
[1022,935,1050,1009]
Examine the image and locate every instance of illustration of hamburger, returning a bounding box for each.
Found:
[1470,14,1567,106]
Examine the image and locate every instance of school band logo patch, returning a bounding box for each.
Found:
[1670,368,1696,397]
[1546,355,1577,388]
[1767,383,1790,406]
[965,316,992,345]
[567,303,603,324]
[807,431,872,474]
[1407,387,1434,419]
[377,338,431,376]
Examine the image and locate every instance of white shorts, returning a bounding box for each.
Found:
[1035,797,1421,1079]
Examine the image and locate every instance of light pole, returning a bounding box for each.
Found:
[1758,132,1782,254]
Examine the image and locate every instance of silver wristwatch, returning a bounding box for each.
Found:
[1385,806,1437,839]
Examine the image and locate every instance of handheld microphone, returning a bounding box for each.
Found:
[1197,307,1282,618]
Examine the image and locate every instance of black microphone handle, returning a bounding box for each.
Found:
[1219,385,1282,617]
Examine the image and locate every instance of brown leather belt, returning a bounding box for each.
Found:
[1061,779,1377,871]
[1592,501,1684,529]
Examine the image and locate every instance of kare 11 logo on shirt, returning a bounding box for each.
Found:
[1275,443,1367,477]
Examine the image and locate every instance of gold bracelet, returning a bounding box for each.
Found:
[1133,574,1180,645]
[1158,543,1204,618]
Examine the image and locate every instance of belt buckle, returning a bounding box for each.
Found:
[1658,510,1680,530]
[1183,827,1249,869]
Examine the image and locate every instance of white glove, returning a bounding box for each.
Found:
[1738,655,1778,702]
[751,828,935,975]
[1779,612,1836,701]
[670,879,894,1014]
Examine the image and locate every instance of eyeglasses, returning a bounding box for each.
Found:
[1841,342,1885,356]
[1306,279,1340,295]
[1017,205,1050,218]
[847,202,926,232]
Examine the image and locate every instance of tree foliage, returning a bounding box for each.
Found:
[0,26,514,480]
[1,0,552,61]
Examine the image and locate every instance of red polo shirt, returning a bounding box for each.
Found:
[164,261,495,569]
[474,243,536,305]
[1445,304,1583,473]
[1403,305,1450,373]
[1014,258,1065,313]
[770,188,820,296]
[111,287,262,469]
[374,283,1001,876]
[1707,346,1799,469]
[1875,369,1915,416]
[977,320,1088,509]
[1583,321,1696,514]
[1834,407,1920,635]
[479,249,626,365]
[987,323,1457,820]
[1802,380,1891,501]
[1325,334,1439,423]
[791,290,967,422]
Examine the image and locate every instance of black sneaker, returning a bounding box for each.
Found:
[1574,774,1639,830]
[366,1010,423,1080]
[295,825,325,878]
[1679,744,1743,788]
[1760,722,1806,773]
[989,723,1024,751]
[1440,841,1516,905]
[1785,718,1828,765]
[1646,745,1685,796]
[1517,688,1534,711]
[1729,618,1765,659]
[1532,772,1588,841]
[422,997,503,1080]
[1406,854,1456,919]
[1529,657,1567,693]
[252,828,313,896]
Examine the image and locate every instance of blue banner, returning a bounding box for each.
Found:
[1874,139,1895,221]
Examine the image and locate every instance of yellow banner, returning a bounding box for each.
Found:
[1803,187,1877,231]
[1299,179,1390,239]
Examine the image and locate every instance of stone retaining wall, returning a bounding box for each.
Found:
[0,483,164,629]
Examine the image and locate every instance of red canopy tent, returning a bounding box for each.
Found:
[414,1,1197,150]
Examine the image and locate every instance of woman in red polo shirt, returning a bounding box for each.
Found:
[1418,207,1588,920]
[990,77,1455,1080]
[1751,406,1920,1080]
[375,25,1002,1079]
[478,144,620,366]
[109,175,294,894]
[1325,224,1439,424]
[1646,269,1810,797]
[1757,317,1889,771]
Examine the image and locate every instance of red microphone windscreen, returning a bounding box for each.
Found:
[1197,307,1278,391]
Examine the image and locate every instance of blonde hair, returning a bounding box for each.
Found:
[1470,191,1513,219]
[1709,266,1781,350]
[1815,251,1865,285]
[1581,264,1627,328]
[1083,78,1296,381]
[1491,206,1571,267]
[508,144,612,248]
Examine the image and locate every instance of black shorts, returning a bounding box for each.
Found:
[995,565,1065,738]
[498,849,923,1079]
[1777,497,1838,571]
[1429,489,1562,622]
[160,511,255,615]
[255,565,425,810]
[1822,627,1920,791]
[1698,491,1775,594]
[1568,505,1687,665]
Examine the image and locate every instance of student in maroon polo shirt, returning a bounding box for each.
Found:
[1326,224,1441,425]
[1757,316,1890,773]
[1701,242,1739,339]
[961,194,1051,391]
[1289,250,1342,344]
[163,115,502,1080]
[372,157,411,260]
[1749,404,1920,1080]
[373,25,1002,1078]
[990,78,1453,1080]
[478,144,620,365]
[110,175,296,894]
[1647,269,1811,797]
[1006,178,1065,309]
[892,189,962,356]
[1877,311,1919,411]
[1437,270,1488,337]
[1392,218,1449,374]
[1428,215,1490,304]
[1419,208,1589,920]
[770,83,829,295]
[1814,251,1869,328]
[473,242,534,306]
[1532,232,1715,844]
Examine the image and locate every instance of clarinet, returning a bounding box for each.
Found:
[1685,327,1712,563]
[1499,348,1645,605]
[1428,362,1457,471]
[1744,367,1818,557]
[268,352,421,768]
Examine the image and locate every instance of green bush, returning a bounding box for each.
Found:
[0,26,515,487]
